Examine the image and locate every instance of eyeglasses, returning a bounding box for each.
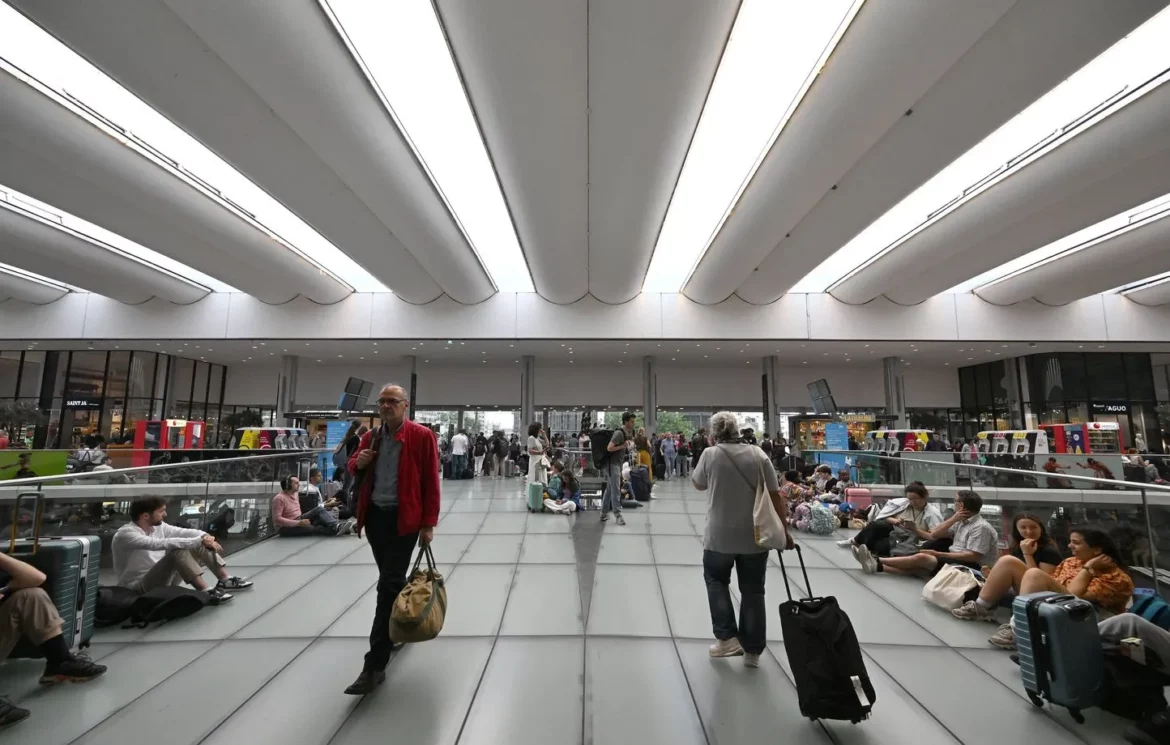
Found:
[377,397,406,406]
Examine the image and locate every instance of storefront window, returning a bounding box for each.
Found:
[17,350,45,399]
[122,399,154,443]
[192,361,210,405]
[207,365,224,405]
[1124,353,1155,400]
[1059,353,1088,400]
[65,351,108,400]
[105,351,130,399]
[171,357,194,415]
[0,351,21,397]
[128,352,156,398]
[1085,353,1126,401]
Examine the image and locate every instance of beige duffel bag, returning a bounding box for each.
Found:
[389,545,447,644]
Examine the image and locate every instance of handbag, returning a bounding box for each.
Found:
[921,564,983,610]
[749,452,788,550]
[389,545,448,644]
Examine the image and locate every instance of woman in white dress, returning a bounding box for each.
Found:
[527,422,548,486]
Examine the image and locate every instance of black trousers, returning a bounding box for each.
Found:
[852,521,895,556]
[364,503,420,672]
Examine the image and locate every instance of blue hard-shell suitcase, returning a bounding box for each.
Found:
[1013,591,1104,723]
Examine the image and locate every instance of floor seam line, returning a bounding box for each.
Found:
[451,513,529,745]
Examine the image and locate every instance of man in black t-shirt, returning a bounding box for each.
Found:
[0,553,108,729]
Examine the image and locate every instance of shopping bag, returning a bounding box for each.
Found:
[921,564,982,610]
[389,545,447,643]
[752,455,788,550]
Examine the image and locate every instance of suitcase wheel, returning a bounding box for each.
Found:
[1026,690,1044,709]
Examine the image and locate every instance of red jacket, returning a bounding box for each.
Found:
[348,419,441,537]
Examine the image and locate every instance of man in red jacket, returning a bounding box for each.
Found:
[343,383,440,695]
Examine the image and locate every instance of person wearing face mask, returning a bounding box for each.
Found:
[950,512,1062,622]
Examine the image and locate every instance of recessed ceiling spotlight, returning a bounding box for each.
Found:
[672,357,676,361]
[459,342,465,345]
[864,344,870,348]
[360,357,365,360]
[1097,345,1105,349]
[1001,345,1008,348]
[509,344,515,348]
[703,355,708,358]
[823,352,828,356]
[252,346,258,350]
[944,362,950,366]
[260,343,265,346]
[967,357,974,360]
[802,361,807,365]
[316,359,322,362]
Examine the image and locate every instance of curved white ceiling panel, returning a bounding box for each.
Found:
[0,266,67,305]
[0,67,351,305]
[1126,277,1170,306]
[433,0,735,304]
[737,0,1163,304]
[680,0,1018,305]
[832,74,1170,305]
[976,211,1170,306]
[434,0,587,303]
[8,0,443,304]
[0,202,208,305]
[588,0,738,303]
[157,0,494,303]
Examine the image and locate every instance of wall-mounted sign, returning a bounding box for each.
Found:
[64,398,101,410]
[1091,403,1128,414]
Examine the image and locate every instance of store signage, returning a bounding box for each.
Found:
[1091,403,1128,414]
[64,398,101,410]
[843,414,876,423]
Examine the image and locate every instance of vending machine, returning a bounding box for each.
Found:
[1040,423,1120,455]
[132,419,206,466]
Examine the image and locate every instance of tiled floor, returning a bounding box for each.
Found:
[1,478,1128,744]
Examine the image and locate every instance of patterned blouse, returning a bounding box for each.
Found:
[1051,557,1134,615]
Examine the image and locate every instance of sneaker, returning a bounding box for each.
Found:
[836,539,853,548]
[344,668,386,696]
[217,576,253,591]
[709,638,745,658]
[744,653,761,669]
[1125,710,1170,745]
[40,653,107,685]
[850,543,861,562]
[205,587,234,606]
[0,698,29,730]
[989,623,1016,650]
[951,600,995,622]
[616,515,626,526]
[854,544,879,574]
[601,513,609,523]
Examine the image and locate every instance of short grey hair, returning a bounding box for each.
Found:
[709,411,740,442]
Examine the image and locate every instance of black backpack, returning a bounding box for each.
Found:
[589,428,613,469]
[97,586,209,629]
[1101,651,1170,720]
[474,441,486,456]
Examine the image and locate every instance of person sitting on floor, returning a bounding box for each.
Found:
[272,476,354,536]
[838,481,943,557]
[854,490,998,580]
[831,469,854,495]
[0,552,107,730]
[1098,613,1170,745]
[304,468,356,526]
[951,512,1063,622]
[543,460,581,515]
[984,526,1134,651]
[112,497,251,605]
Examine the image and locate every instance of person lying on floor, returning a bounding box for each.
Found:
[113,497,252,605]
[272,476,355,536]
[837,481,942,557]
[0,552,107,730]
[543,460,581,515]
[951,512,1062,622]
[982,526,1134,651]
[854,490,997,580]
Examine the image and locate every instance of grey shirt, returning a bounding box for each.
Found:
[371,426,403,509]
[608,428,629,474]
[948,514,999,566]
[692,443,779,555]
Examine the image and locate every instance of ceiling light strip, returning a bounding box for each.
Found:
[642,0,865,294]
[318,0,533,293]
[792,8,1170,293]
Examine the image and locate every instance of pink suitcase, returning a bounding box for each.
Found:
[843,487,872,511]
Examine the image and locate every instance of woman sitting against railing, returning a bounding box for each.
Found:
[981,526,1133,650]
[951,512,1062,622]
[837,481,942,557]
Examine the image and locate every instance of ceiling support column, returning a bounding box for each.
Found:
[883,356,907,429]
[643,356,657,435]
[276,354,298,424]
[521,355,536,433]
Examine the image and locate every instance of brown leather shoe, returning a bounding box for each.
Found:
[343,669,386,696]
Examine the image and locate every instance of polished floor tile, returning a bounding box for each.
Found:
[790,569,941,647]
[227,537,323,566]
[280,536,366,566]
[437,513,488,534]
[649,513,699,535]
[587,565,669,637]
[440,564,516,636]
[72,639,309,745]
[519,533,577,564]
[501,565,582,636]
[458,638,584,745]
[461,534,523,564]
[586,638,707,745]
[651,534,704,565]
[525,513,574,533]
[597,534,654,564]
[658,565,722,640]
[850,570,1005,649]
[234,564,378,638]
[480,512,530,534]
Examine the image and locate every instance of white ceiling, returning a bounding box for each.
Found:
[11,338,1170,370]
[3,0,1170,314]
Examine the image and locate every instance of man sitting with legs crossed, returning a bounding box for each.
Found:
[113,497,252,604]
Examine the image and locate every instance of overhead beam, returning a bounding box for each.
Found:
[0,267,66,304]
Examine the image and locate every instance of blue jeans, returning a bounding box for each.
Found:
[703,549,768,654]
[603,464,623,516]
[452,454,467,478]
[676,454,690,477]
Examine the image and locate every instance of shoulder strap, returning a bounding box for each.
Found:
[714,445,761,490]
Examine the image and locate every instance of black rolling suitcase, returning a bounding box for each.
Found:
[777,545,875,723]
[2,493,100,655]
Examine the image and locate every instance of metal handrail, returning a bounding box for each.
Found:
[0,449,330,489]
[812,449,1170,493]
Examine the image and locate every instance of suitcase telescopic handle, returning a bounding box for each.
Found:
[10,491,45,555]
[775,544,813,601]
